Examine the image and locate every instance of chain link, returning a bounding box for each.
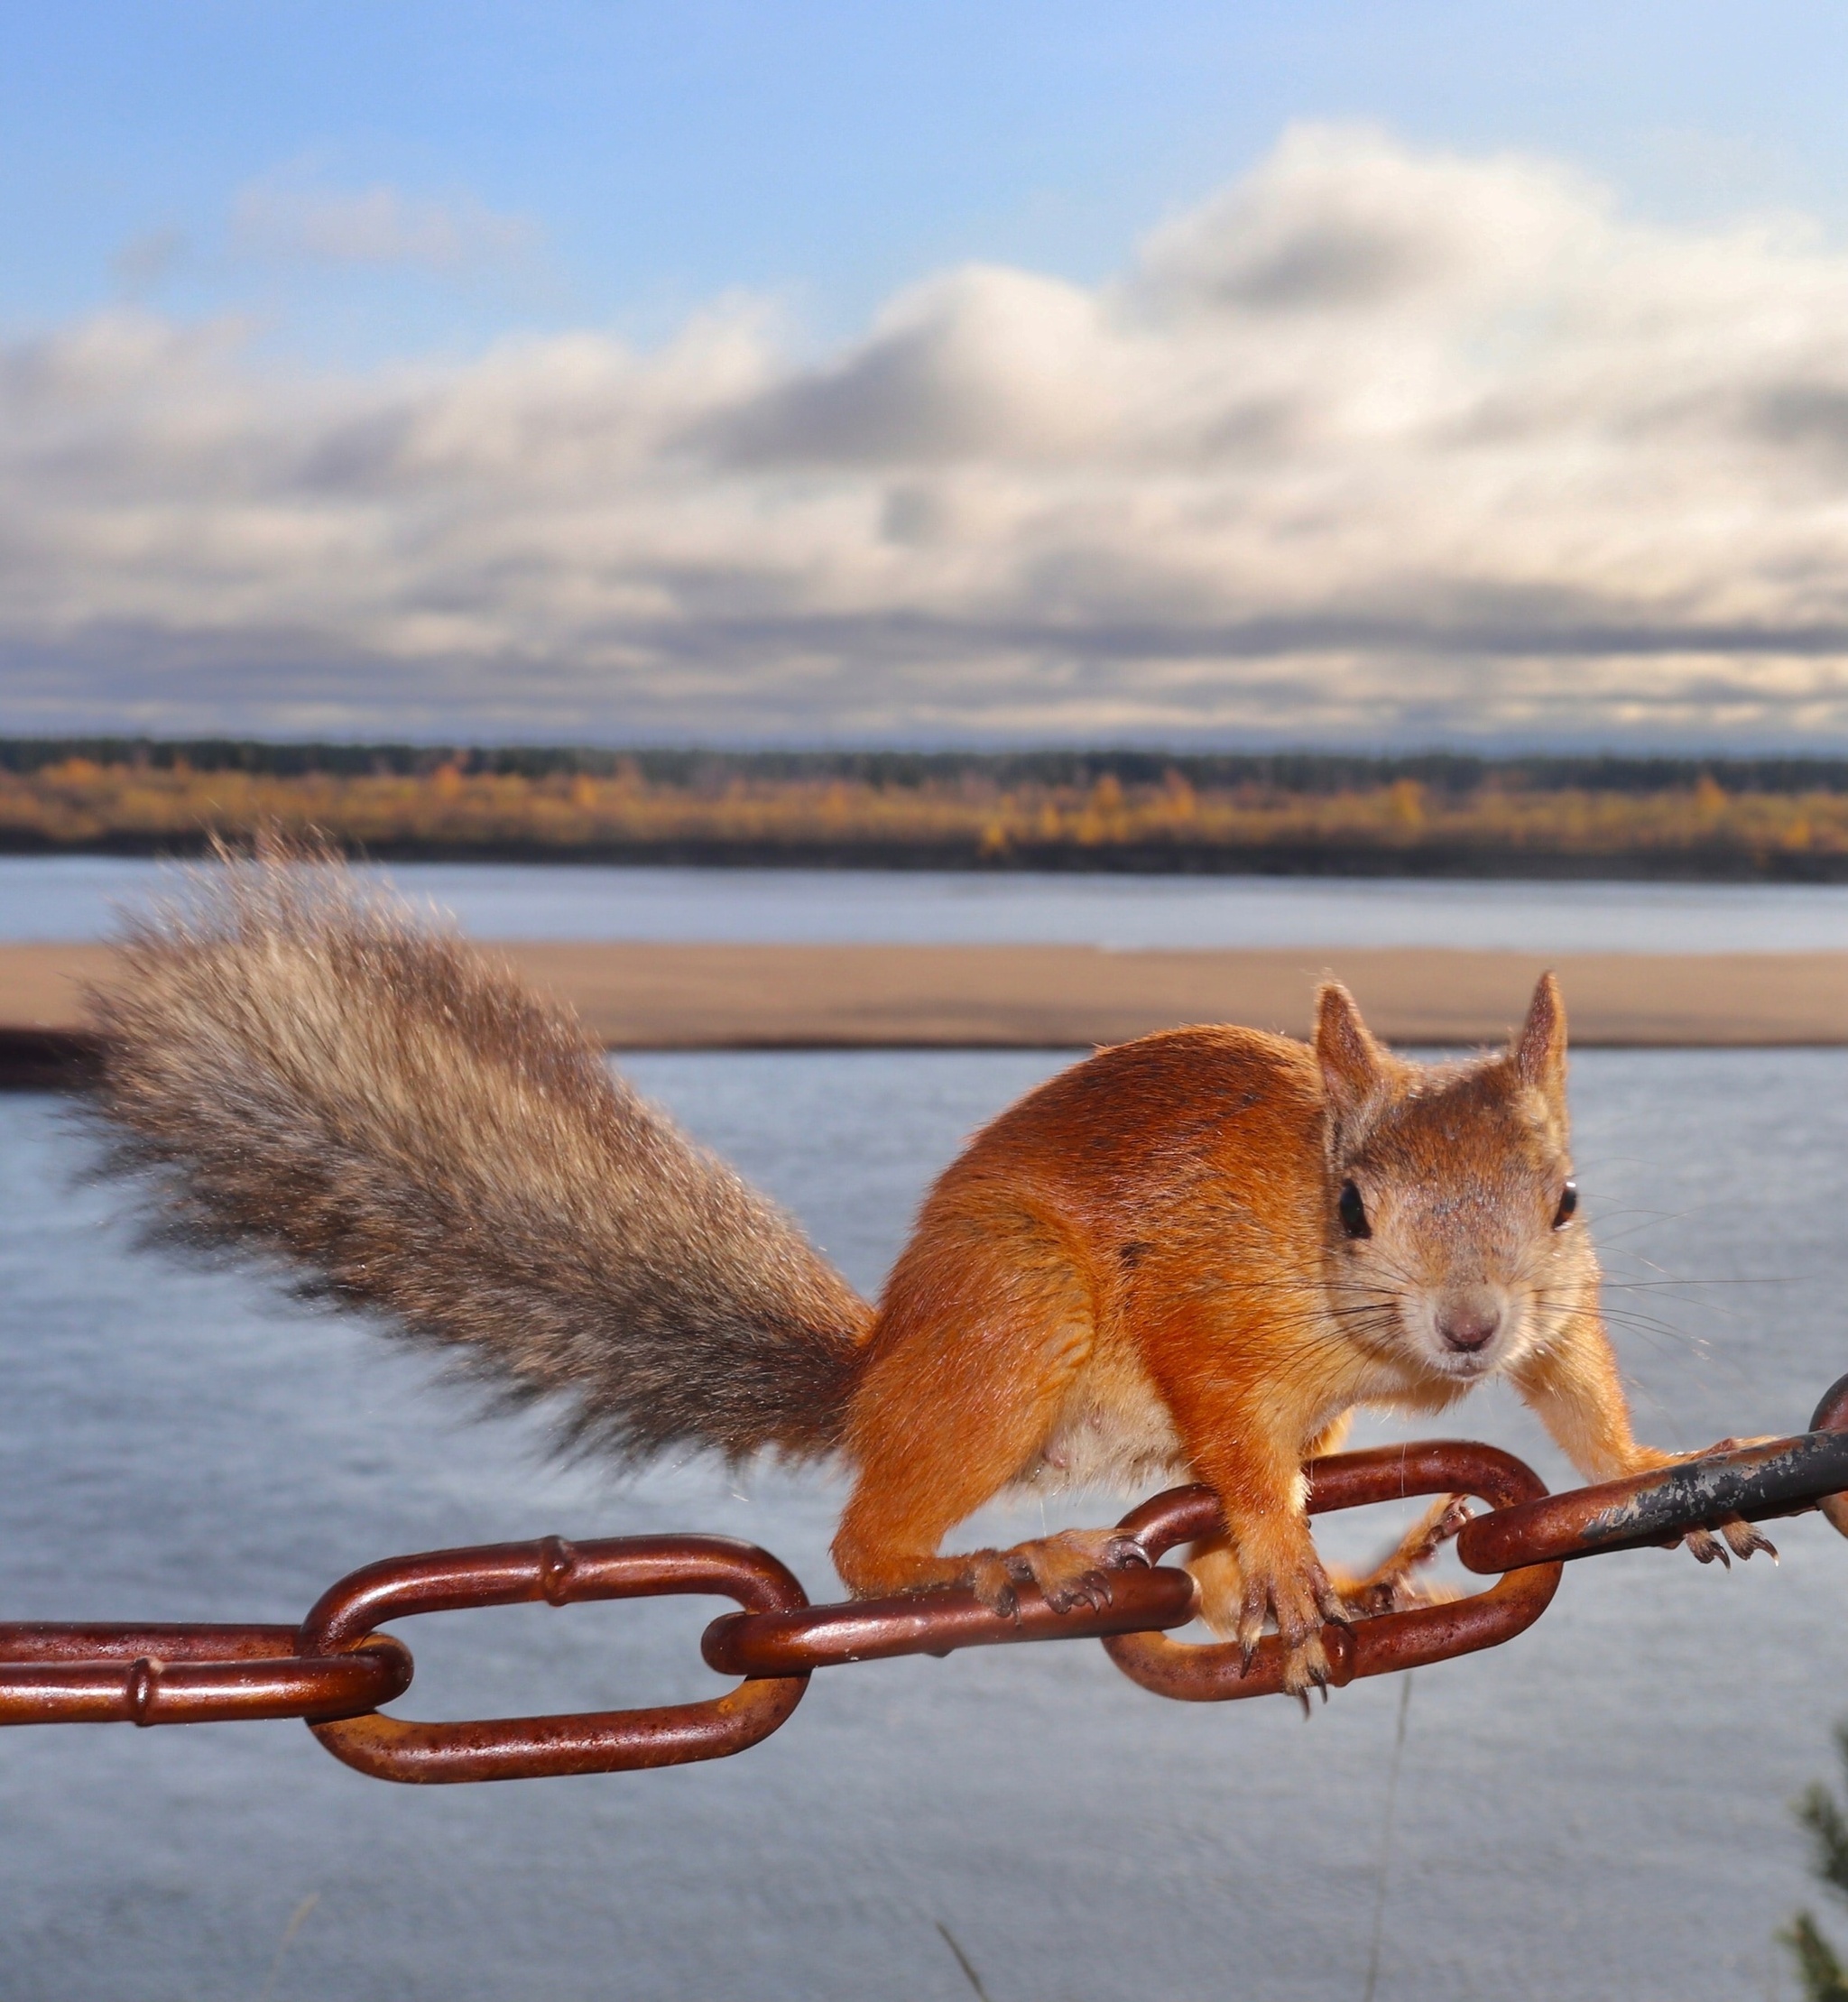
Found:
[6,1372,1846,1781]
[1102,1441,1562,1702]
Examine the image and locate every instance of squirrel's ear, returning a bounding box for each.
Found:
[1315,981,1385,1118]
[1513,973,1568,1111]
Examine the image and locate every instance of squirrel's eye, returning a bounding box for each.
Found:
[1552,1179,1579,1229]
[1337,1180,1371,1240]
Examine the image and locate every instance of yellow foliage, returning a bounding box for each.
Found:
[0,758,1844,872]
[1389,779,1426,829]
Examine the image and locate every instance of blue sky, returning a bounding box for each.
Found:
[9,4,1848,745]
[10,2,1847,358]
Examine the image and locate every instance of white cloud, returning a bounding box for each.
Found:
[231,174,541,274]
[13,124,1848,743]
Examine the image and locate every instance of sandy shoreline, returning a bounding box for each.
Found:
[4,941,1847,1082]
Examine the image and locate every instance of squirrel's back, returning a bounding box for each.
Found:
[881,1024,1330,1315]
[938,1023,1323,1201]
[88,843,872,1464]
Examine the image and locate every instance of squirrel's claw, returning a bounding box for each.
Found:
[1235,1557,1339,1698]
[1279,1628,1334,1698]
[1042,1568,1113,1615]
[1314,1577,1354,1628]
[1236,1579,1268,1672]
[1040,1529,1156,1612]
[1722,1516,1778,1563]
[1685,1513,1776,1566]
[1664,1443,1779,1569]
[970,1528,1151,1619]
[964,1551,1025,1621]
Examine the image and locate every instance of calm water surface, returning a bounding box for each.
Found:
[8,852,1848,949]
[4,1046,1847,2000]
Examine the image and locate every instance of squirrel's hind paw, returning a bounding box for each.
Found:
[1335,1493,1473,1616]
[963,1530,1150,1620]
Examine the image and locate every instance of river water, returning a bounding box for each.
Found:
[4,862,1848,1999]
[13,851,1848,950]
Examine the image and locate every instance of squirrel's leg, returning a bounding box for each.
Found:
[1156,1379,1351,1695]
[1183,1410,1359,1621]
[1329,1496,1471,1614]
[1513,1311,1774,1564]
[1183,1414,1459,1638]
[1511,1309,1658,1480]
[1201,1444,1349,1694]
[834,1213,1139,1615]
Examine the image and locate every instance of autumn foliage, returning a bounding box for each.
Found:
[5,744,1848,876]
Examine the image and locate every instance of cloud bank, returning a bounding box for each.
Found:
[13,125,1848,744]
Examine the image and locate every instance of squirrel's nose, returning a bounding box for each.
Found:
[1437,1298,1502,1354]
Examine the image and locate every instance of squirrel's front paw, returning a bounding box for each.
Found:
[1236,1554,1350,1701]
[1683,1516,1777,1566]
[1659,1441,1779,1567]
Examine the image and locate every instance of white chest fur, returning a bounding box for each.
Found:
[1011,1349,1188,1496]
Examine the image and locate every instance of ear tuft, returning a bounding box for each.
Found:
[1315,980,1385,1118]
[1513,972,1568,1108]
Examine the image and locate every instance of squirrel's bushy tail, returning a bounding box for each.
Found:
[86,838,873,1464]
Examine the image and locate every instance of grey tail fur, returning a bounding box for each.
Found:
[84,837,873,1465]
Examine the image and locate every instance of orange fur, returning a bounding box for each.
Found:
[834,982,1677,1692]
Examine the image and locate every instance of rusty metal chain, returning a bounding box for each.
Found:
[8,1371,1848,1784]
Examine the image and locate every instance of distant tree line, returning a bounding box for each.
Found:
[12,738,1848,875]
[12,736,1848,797]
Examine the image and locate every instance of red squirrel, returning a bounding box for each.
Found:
[88,846,1764,1698]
